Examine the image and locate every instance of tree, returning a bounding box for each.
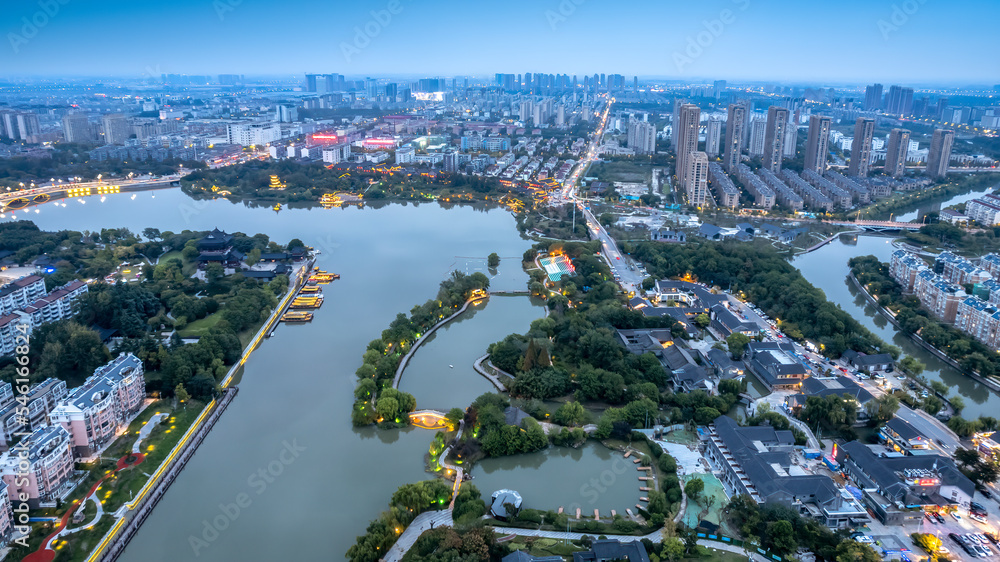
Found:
[899,356,924,377]
[949,395,965,414]
[834,540,881,562]
[445,408,464,429]
[726,333,751,358]
[911,532,942,555]
[694,313,710,329]
[488,252,500,268]
[554,401,589,427]
[661,537,685,562]
[955,448,981,469]
[864,394,900,425]
[174,383,190,404]
[765,520,797,556]
[684,478,704,501]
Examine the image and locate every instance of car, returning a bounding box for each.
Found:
[951,511,962,521]
[976,534,988,544]
[935,513,946,523]
[950,532,963,544]
[938,546,950,555]
[982,489,993,499]
[616,256,620,260]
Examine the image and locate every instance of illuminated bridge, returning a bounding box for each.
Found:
[826,220,923,232]
[0,175,181,211]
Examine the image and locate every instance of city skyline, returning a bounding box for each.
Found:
[3,0,1000,84]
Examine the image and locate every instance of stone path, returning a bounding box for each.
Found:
[472,354,508,391]
[383,509,455,562]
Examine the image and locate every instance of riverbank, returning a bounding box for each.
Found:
[848,271,1000,394]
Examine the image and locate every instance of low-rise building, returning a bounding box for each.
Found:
[0,378,68,449]
[0,275,46,316]
[49,353,146,459]
[841,350,894,372]
[889,250,928,292]
[880,417,931,455]
[571,539,650,562]
[22,280,88,326]
[0,424,75,507]
[746,341,809,390]
[705,416,867,528]
[835,440,974,525]
[710,304,759,337]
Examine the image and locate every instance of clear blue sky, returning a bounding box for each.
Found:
[4,0,998,85]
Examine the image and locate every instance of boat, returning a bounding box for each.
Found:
[281,311,313,322]
[299,286,322,294]
[307,273,338,284]
[290,295,324,309]
[273,203,282,211]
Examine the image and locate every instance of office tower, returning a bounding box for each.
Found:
[305,74,319,92]
[1,111,40,141]
[384,83,398,101]
[762,106,789,172]
[627,120,656,155]
[747,119,767,157]
[848,117,876,176]
[674,104,701,188]
[705,118,722,157]
[276,104,298,123]
[62,114,94,143]
[926,128,955,178]
[634,76,638,91]
[723,103,746,171]
[684,151,709,206]
[884,128,911,178]
[600,74,606,90]
[713,80,727,99]
[101,114,131,145]
[864,84,883,111]
[885,85,914,115]
[803,115,832,173]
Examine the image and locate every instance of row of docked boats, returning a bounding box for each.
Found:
[280,267,340,323]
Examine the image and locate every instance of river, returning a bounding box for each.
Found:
[12,184,1000,559]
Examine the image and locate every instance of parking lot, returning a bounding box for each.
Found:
[858,504,998,561]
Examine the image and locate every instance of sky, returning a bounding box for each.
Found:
[3,0,999,85]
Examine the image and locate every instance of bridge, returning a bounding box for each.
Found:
[826,219,923,232]
[1,175,181,211]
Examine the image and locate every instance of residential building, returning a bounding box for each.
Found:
[913,269,966,323]
[763,106,789,172]
[0,425,74,507]
[49,353,146,459]
[627,120,656,155]
[321,142,352,164]
[864,84,883,111]
[965,194,1000,226]
[0,378,68,450]
[226,122,281,146]
[884,129,910,178]
[0,111,40,141]
[848,118,875,177]
[954,296,1000,350]
[803,115,831,174]
[889,250,929,292]
[705,416,867,528]
[0,482,11,544]
[757,168,803,211]
[780,169,833,211]
[825,171,870,205]
[723,103,746,172]
[61,114,95,143]
[705,118,722,157]
[735,164,775,209]
[684,151,709,206]
[885,85,914,115]
[802,169,851,208]
[747,119,767,157]
[925,129,954,178]
[23,280,88,326]
[0,276,46,316]
[395,146,415,164]
[675,105,700,190]
[101,114,132,145]
[835,440,974,525]
[707,162,739,209]
[980,254,1000,279]
[934,251,992,286]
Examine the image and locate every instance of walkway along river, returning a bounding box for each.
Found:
[11,183,999,560]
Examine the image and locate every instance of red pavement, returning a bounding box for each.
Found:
[23,452,147,561]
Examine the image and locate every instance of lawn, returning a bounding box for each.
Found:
[680,474,729,532]
[590,160,654,184]
[157,250,198,276]
[175,311,223,338]
[684,545,749,562]
[662,428,698,445]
